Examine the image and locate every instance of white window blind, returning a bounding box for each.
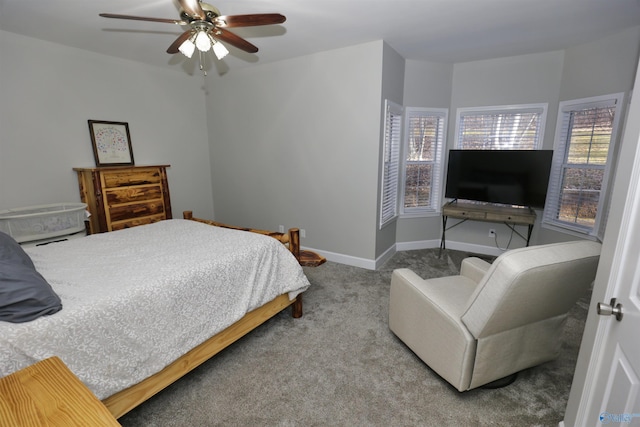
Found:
[456,104,547,150]
[543,93,623,238]
[401,108,448,215]
[380,100,403,228]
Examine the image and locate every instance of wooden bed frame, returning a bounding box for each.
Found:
[101,211,324,419]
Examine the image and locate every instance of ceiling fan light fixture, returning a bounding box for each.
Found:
[178,37,196,58]
[212,39,229,60]
[195,30,211,52]
[99,3,287,73]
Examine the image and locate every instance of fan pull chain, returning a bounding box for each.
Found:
[198,50,207,76]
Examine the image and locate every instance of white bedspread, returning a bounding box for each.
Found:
[0,219,310,399]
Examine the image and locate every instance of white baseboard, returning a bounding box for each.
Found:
[395,239,439,251]
[304,239,505,270]
[303,247,378,270]
[396,239,505,257]
[439,241,505,257]
[375,244,396,269]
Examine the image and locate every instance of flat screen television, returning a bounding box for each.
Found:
[444,149,554,209]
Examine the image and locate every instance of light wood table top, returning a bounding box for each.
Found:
[0,356,121,426]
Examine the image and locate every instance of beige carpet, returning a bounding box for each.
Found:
[118,248,589,426]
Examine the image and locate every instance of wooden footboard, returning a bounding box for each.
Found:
[103,293,299,419]
[183,211,326,267]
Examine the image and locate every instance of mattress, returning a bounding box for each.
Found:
[0,219,310,399]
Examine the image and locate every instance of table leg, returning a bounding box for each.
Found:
[439,215,448,256]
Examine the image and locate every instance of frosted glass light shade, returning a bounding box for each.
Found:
[195,30,211,51]
[212,41,229,60]
[178,39,196,58]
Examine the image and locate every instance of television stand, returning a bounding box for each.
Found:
[440,200,536,255]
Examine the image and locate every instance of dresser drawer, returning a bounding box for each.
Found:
[105,185,164,205]
[111,214,166,231]
[108,201,166,223]
[102,168,163,188]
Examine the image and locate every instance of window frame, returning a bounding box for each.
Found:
[454,103,548,150]
[399,107,448,217]
[379,100,403,229]
[542,93,624,239]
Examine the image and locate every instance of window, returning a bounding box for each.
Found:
[379,100,402,228]
[455,104,547,150]
[543,93,623,238]
[401,108,448,216]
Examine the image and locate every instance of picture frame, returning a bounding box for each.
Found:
[88,120,135,166]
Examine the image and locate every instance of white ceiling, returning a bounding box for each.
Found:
[1,0,640,73]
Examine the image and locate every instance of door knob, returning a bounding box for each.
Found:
[597,298,623,321]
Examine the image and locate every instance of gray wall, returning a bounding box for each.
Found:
[0,30,215,219]
[537,25,640,245]
[2,25,639,268]
[375,42,406,265]
[443,50,565,252]
[398,26,640,256]
[205,41,387,268]
[395,60,454,248]
[202,25,640,265]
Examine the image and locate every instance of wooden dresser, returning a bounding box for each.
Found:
[74,165,172,234]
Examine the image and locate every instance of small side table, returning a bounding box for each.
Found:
[0,356,121,426]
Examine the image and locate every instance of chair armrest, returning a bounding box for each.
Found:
[460,257,491,284]
[389,268,477,391]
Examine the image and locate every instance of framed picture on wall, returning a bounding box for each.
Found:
[88,120,135,166]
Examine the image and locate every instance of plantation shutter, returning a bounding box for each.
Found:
[402,108,447,213]
[543,95,621,237]
[456,106,546,150]
[380,100,403,228]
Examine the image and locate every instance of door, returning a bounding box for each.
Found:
[567,84,640,425]
[583,196,640,425]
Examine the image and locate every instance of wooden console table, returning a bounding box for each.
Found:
[440,201,536,253]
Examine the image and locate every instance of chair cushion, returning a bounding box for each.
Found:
[461,240,601,339]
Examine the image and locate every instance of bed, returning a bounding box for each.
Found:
[0,212,316,419]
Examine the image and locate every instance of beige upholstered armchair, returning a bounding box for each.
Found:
[389,240,601,392]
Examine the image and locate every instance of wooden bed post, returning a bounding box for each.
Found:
[292,294,303,318]
[288,228,300,260]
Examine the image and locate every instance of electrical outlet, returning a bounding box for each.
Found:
[489,229,496,238]
[278,225,284,233]
[300,229,306,238]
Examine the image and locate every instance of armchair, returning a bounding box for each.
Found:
[389,240,601,391]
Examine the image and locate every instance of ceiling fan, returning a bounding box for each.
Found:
[99,0,286,62]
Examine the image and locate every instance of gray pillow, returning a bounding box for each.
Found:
[0,232,63,323]
[0,231,34,267]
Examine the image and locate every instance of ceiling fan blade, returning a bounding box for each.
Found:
[167,30,193,54]
[99,13,186,25]
[178,0,205,20]
[214,13,286,28]
[213,28,259,53]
